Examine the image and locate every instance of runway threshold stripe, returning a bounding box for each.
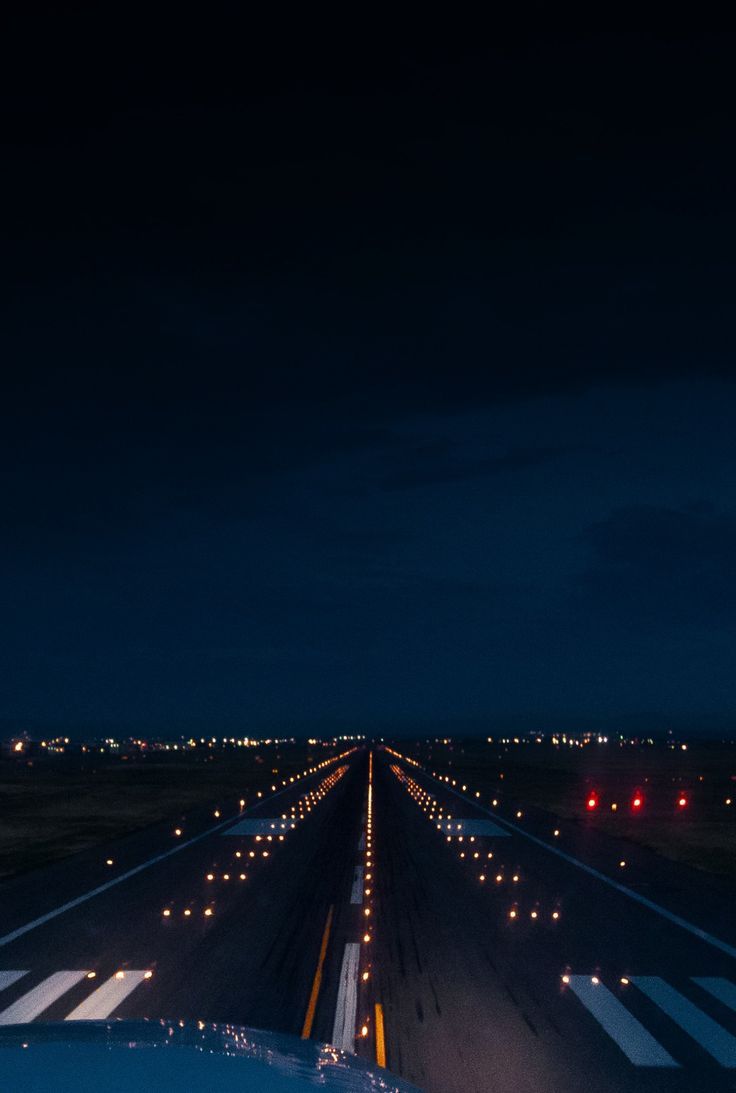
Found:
[692,977,736,1013]
[301,905,334,1040]
[331,942,360,1053]
[632,976,736,1067]
[566,976,678,1067]
[0,971,27,993]
[0,971,90,1024]
[350,866,364,905]
[374,1002,386,1068]
[65,970,149,1020]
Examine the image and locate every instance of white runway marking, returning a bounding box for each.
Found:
[65,970,149,1019]
[421,768,736,961]
[357,832,366,852]
[566,976,678,1067]
[350,866,364,905]
[331,942,360,1053]
[0,970,90,1024]
[0,971,27,993]
[693,977,736,1013]
[632,976,736,1067]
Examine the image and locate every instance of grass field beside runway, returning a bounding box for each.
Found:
[0,743,339,879]
[399,739,736,876]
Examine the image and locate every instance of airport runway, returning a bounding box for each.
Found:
[1,745,736,1092]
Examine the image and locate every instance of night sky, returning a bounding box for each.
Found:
[2,21,736,737]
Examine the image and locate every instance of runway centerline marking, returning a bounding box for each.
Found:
[0,765,346,951]
[350,866,364,905]
[414,764,736,962]
[632,976,736,1067]
[0,970,90,1024]
[331,942,360,1053]
[301,905,334,1040]
[566,976,677,1067]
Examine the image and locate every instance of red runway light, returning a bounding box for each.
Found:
[631,792,643,811]
[586,793,598,811]
[677,794,688,809]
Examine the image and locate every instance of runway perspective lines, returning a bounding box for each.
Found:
[1,744,736,1093]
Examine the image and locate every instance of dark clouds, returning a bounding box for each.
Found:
[578,504,736,626]
[2,23,736,734]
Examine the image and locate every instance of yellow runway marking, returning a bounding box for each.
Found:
[374,1001,386,1068]
[301,904,334,1039]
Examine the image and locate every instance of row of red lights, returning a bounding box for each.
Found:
[585,790,688,812]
